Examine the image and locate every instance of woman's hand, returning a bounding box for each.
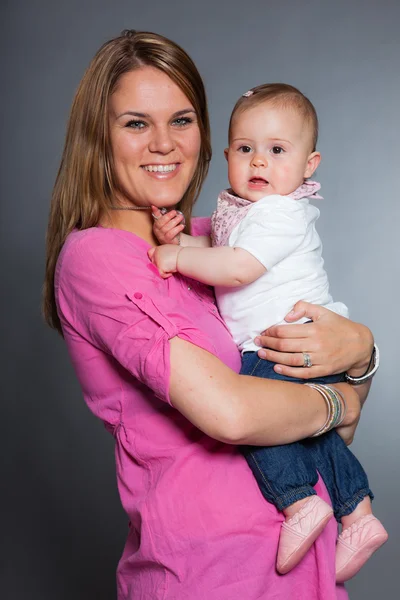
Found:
[255,300,374,379]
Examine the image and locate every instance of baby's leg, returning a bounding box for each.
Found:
[341,495,372,529]
[240,354,334,574]
[305,428,388,582]
[241,353,319,511]
[304,428,373,522]
[242,442,333,575]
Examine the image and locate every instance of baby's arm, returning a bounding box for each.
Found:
[148,244,266,286]
[152,206,211,248]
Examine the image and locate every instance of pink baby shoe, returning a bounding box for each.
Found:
[276,496,333,575]
[336,514,388,583]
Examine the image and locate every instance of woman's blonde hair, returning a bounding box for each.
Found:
[43,30,211,334]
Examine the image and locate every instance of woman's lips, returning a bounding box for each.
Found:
[248,177,269,189]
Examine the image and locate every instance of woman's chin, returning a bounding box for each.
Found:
[145,187,188,209]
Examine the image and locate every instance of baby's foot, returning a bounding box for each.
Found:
[277,496,333,575]
[336,515,388,583]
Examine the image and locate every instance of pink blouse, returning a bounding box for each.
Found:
[55,218,348,600]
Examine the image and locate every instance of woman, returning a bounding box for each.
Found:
[44,30,375,599]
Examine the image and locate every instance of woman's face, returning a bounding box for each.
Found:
[109,66,202,209]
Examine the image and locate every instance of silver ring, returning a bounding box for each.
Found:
[302,352,312,368]
[152,207,169,221]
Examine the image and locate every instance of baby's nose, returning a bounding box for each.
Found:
[251,153,267,167]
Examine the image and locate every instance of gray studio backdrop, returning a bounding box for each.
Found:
[2,0,398,598]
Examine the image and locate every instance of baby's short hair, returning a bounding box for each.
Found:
[229,83,319,152]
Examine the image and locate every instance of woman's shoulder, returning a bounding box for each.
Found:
[56,226,150,291]
[60,227,144,265]
[61,226,143,255]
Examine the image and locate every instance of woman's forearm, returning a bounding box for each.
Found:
[169,337,359,446]
[232,375,330,445]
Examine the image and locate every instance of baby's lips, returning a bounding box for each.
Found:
[249,177,268,184]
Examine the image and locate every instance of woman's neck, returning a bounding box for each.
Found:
[99,209,159,246]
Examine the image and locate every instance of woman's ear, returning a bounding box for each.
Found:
[304,152,321,178]
[224,148,229,162]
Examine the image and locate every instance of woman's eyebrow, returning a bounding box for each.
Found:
[173,109,196,117]
[117,108,196,119]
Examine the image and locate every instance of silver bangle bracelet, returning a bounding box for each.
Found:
[306,383,346,437]
[344,343,379,385]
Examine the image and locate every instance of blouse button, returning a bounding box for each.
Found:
[134,292,143,300]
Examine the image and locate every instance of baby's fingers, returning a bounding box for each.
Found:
[161,219,185,244]
[152,207,177,227]
[151,205,163,219]
[154,212,184,245]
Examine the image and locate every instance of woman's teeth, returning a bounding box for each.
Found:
[143,164,177,172]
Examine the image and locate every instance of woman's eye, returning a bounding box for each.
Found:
[239,145,252,153]
[173,117,193,127]
[271,146,284,154]
[126,120,146,130]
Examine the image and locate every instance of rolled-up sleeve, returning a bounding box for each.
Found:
[56,231,179,403]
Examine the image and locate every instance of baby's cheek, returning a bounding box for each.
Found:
[281,163,293,176]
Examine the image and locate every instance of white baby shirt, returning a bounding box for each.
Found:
[213,187,349,353]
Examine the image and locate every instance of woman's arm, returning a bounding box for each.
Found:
[254,301,374,408]
[168,336,361,446]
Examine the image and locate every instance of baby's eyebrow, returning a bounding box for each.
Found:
[231,137,294,146]
[269,138,293,146]
[231,138,254,144]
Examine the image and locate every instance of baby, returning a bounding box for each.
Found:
[149,83,387,581]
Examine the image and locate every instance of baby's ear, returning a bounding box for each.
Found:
[304,151,321,178]
[224,148,229,162]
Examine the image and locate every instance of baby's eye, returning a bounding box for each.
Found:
[126,120,146,129]
[271,146,284,154]
[238,145,252,153]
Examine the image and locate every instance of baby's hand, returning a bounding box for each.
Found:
[148,245,182,279]
[152,206,185,245]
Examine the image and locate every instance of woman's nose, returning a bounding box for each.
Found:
[148,126,176,154]
[251,153,267,168]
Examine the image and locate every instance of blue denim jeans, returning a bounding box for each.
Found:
[240,352,373,520]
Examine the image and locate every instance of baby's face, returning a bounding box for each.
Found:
[226,102,320,202]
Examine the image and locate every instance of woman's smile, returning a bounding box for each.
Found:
[142,163,180,177]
